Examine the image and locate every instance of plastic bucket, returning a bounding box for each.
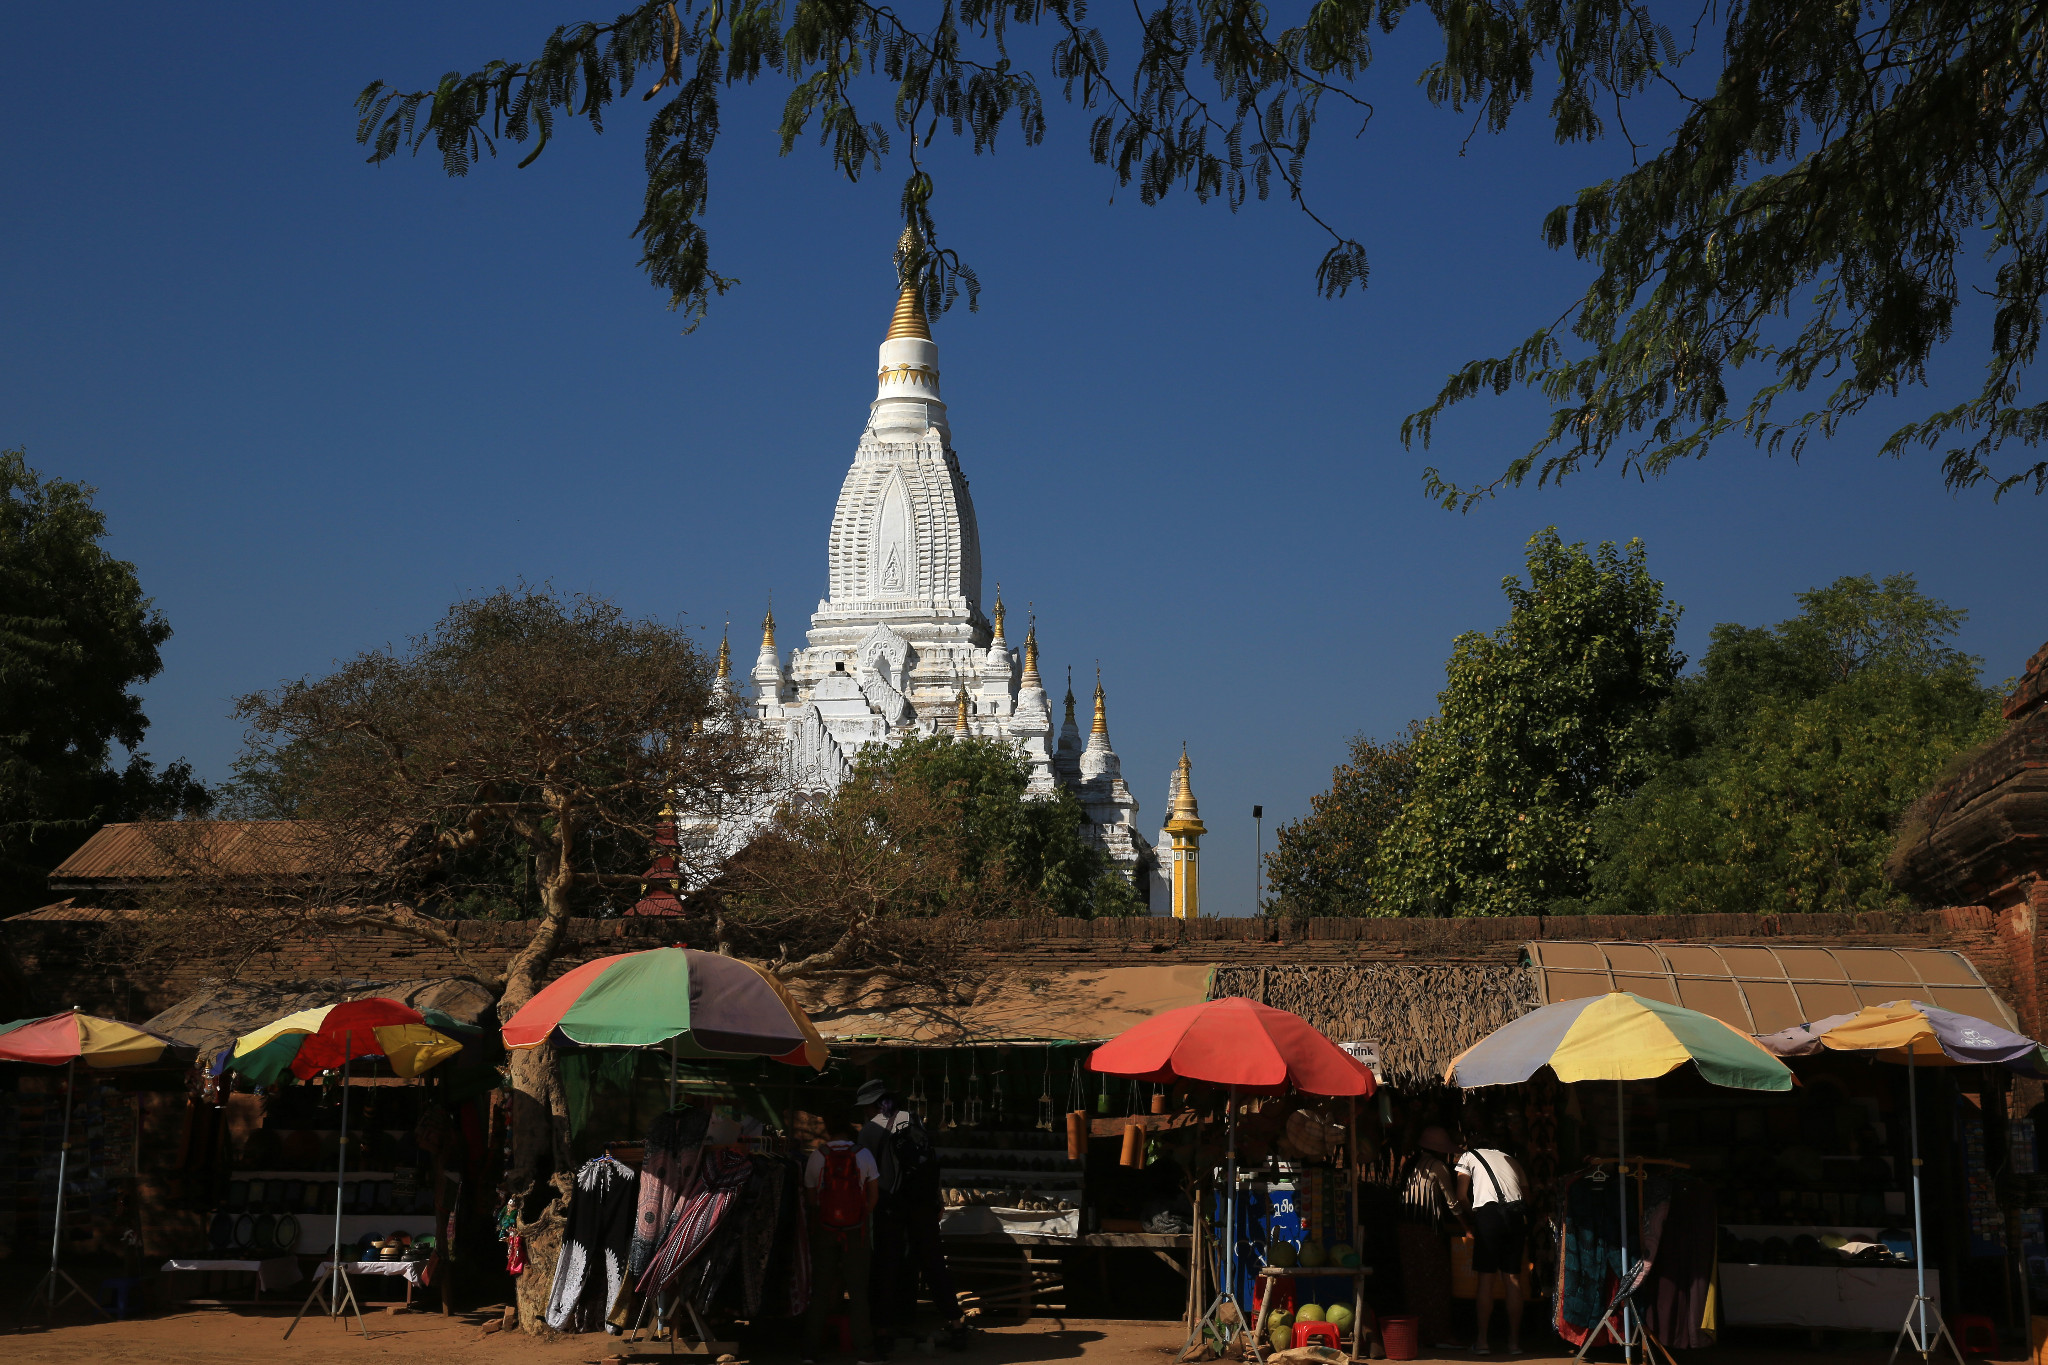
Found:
[1381,1315,1420,1361]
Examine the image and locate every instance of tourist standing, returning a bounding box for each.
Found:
[857,1079,967,1354]
[1454,1133,1530,1355]
[1397,1125,1469,1350]
[805,1116,882,1364]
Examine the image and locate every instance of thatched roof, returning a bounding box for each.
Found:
[144,976,498,1059]
[1212,962,1538,1088]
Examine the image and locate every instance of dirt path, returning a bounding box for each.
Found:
[2,1310,2028,1365]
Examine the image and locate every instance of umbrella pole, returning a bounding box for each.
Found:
[1226,1085,1238,1331]
[29,1055,103,1319]
[1618,1078,1632,1365]
[335,1035,350,1316]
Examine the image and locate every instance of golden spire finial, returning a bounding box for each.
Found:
[991,588,1005,640]
[1091,667,1108,735]
[1170,747,1201,821]
[954,686,971,735]
[716,627,730,683]
[761,605,776,650]
[886,228,931,342]
[1022,620,1041,688]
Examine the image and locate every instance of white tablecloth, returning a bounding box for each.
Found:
[160,1257,303,1293]
[1719,1262,1925,1330]
[313,1259,426,1286]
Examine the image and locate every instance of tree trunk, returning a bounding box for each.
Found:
[503,821,580,1334]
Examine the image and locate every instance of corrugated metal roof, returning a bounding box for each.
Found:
[48,821,407,885]
[6,899,137,923]
[1527,939,2018,1035]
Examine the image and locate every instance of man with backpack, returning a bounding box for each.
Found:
[856,1079,967,1355]
[804,1115,883,1364]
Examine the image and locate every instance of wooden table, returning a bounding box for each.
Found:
[944,1231,1192,1319]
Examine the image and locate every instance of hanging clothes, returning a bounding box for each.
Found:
[739,1158,791,1317]
[639,1144,755,1294]
[546,1155,640,1332]
[630,1105,711,1280]
[1641,1180,1717,1349]
[1554,1167,1674,1348]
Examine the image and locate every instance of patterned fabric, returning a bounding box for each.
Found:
[546,1155,640,1332]
[630,1106,710,1279]
[639,1145,754,1294]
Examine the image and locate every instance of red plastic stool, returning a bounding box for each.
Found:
[1294,1321,1344,1351]
[1952,1314,1997,1356]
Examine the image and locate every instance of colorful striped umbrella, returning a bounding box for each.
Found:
[1445,991,1792,1090]
[1756,999,2043,1361]
[0,1010,187,1069]
[2,1008,193,1319]
[1447,993,1789,1364]
[503,947,826,1069]
[1757,998,2045,1071]
[229,998,462,1086]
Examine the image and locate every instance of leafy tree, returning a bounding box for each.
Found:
[1372,528,1684,916]
[1581,575,2001,914]
[0,448,209,917]
[357,1,2048,495]
[721,732,1137,955]
[1263,724,1420,916]
[135,587,772,1256]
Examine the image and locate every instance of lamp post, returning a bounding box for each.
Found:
[1252,805,1263,912]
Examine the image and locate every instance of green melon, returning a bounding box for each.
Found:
[1299,1241,1327,1268]
[1296,1304,1326,1323]
[1267,1240,1299,1269]
[1326,1304,1355,1331]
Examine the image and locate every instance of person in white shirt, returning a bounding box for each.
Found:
[1454,1139,1530,1356]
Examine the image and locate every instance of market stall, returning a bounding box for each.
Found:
[500,946,828,1351]
[1090,993,1376,1360]
[797,963,1216,1319]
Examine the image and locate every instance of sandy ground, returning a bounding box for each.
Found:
[2,1306,2028,1365]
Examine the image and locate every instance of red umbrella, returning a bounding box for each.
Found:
[1089,996,1373,1096]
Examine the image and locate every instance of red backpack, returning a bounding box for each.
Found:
[817,1145,867,1230]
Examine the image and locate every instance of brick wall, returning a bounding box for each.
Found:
[3,905,2025,1024]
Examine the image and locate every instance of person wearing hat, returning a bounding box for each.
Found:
[856,1080,966,1354]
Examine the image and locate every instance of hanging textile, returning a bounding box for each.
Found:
[630,1105,711,1279]
[739,1159,790,1316]
[546,1155,640,1332]
[1553,1167,1675,1348]
[679,1161,761,1310]
[772,1155,812,1317]
[639,1144,754,1293]
[1640,1180,1717,1349]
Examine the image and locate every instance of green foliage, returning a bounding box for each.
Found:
[854,732,1136,917]
[1372,527,1684,916]
[364,1,2047,495]
[1407,0,2048,500]
[353,0,1366,329]
[1580,574,2002,914]
[0,449,209,915]
[1263,724,1420,916]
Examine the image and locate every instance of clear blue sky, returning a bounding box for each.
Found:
[5,5,2042,914]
